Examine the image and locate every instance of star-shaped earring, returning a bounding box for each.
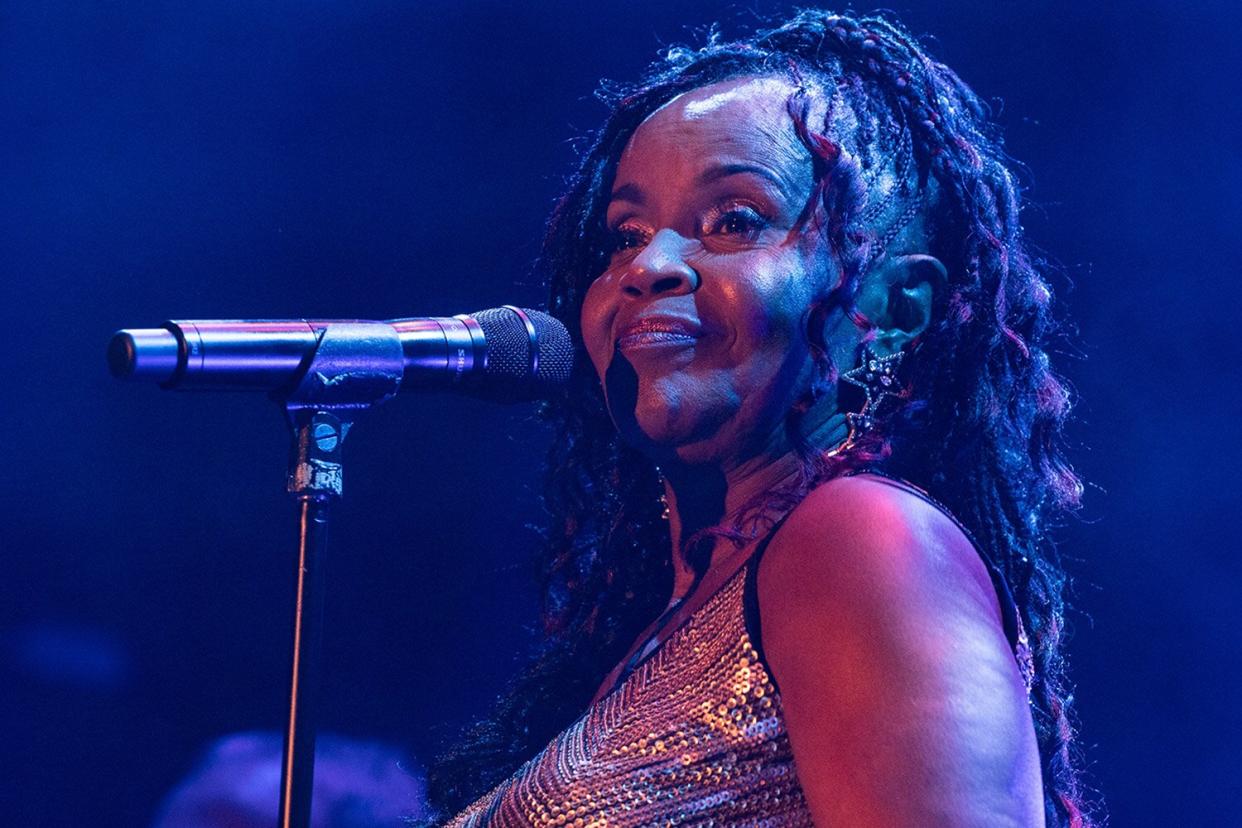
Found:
[839,344,906,441]
[841,344,905,409]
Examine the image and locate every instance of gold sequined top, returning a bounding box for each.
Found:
[444,555,813,827]
[444,474,1031,827]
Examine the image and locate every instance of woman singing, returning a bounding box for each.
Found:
[431,10,1091,827]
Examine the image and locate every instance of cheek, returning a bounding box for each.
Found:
[721,263,816,358]
[579,277,616,376]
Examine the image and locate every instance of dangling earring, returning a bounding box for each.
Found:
[838,343,905,447]
[654,466,671,521]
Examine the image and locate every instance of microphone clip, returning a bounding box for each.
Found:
[282,322,403,499]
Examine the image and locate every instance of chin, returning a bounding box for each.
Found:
[619,380,736,463]
[629,405,687,449]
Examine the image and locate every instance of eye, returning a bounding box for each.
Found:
[702,202,768,242]
[605,222,652,259]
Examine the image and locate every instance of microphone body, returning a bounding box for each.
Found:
[108,307,572,402]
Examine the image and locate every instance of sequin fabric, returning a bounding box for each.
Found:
[444,566,813,827]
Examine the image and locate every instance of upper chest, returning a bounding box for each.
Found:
[449,571,813,827]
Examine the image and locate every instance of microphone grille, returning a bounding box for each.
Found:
[472,307,528,378]
[525,309,574,385]
[471,307,573,396]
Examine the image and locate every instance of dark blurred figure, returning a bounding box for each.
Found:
[151,732,426,827]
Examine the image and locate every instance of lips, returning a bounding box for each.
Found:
[614,315,704,351]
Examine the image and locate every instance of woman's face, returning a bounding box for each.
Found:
[580,76,835,468]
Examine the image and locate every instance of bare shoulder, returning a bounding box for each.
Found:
[757,473,1044,827]
[759,473,1002,627]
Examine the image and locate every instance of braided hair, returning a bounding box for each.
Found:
[429,11,1092,826]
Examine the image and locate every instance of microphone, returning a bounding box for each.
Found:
[108,306,573,402]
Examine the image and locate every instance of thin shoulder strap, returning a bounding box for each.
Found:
[592,509,801,706]
[740,509,799,694]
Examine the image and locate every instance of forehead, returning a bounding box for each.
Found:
[614,76,812,191]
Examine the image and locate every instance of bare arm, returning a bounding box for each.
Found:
[758,475,1044,827]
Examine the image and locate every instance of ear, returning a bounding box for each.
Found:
[865,253,944,356]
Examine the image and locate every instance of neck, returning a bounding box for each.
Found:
[660,411,849,599]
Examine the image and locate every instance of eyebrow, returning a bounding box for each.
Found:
[607,162,793,209]
[609,182,645,207]
[695,162,792,197]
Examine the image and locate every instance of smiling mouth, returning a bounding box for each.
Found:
[615,319,703,351]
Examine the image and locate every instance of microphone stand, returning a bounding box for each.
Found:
[109,307,565,827]
[274,323,404,828]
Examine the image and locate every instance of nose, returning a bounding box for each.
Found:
[618,229,699,298]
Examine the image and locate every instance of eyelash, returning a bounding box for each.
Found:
[703,202,767,240]
[607,225,649,255]
[605,201,769,258]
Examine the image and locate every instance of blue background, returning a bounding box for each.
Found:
[2,1,1239,824]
